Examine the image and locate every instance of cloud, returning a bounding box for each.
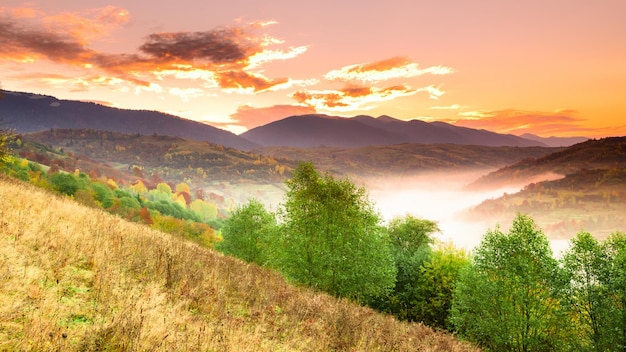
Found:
[139,29,253,64]
[168,87,204,101]
[429,104,462,110]
[324,56,453,83]
[216,71,290,94]
[451,109,591,136]
[230,104,317,129]
[0,7,307,93]
[291,84,419,112]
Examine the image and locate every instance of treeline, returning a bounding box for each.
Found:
[218,162,626,352]
[0,157,223,247]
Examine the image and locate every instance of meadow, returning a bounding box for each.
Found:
[0,175,477,351]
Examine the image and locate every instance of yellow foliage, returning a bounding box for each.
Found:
[106,178,118,189]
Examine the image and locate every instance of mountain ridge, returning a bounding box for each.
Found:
[467,136,626,189]
[0,90,259,150]
[242,113,551,148]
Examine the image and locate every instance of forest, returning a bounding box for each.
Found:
[2,126,626,351]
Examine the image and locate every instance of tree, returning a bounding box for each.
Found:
[413,243,469,330]
[190,199,218,222]
[276,162,396,302]
[49,172,81,196]
[604,232,626,351]
[562,232,613,351]
[451,214,573,351]
[370,215,438,320]
[216,199,276,266]
[0,119,15,166]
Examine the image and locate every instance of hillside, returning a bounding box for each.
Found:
[19,129,294,185]
[256,143,560,177]
[468,136,626,189]
[0,176,477,351]
[0,90,258,150]
[242,114,548,148]
[466,168,626,239]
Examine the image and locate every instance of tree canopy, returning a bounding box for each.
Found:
[451,214,573,351]
[276,162,396,302]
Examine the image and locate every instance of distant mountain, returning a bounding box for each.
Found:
[468,136,626,189]
[519,133,588,147]
[0,90,258,150]
[242,114,547,148]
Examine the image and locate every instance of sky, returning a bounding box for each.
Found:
[1,1,625,137]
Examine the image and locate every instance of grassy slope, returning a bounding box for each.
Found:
[0,176,477,351]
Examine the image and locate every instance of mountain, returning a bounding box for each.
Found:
[519,133,588,147]
[468,136,626,189]
[242,114,404,148]
[242,114,548,148]
[0,90,258,150]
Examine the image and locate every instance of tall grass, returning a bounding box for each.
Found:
[0,175,478,351]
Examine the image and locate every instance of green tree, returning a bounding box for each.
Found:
[451,214,573,351]
[562,232,613,351]
[413,243,469,330]
[49,172,81,196]
[370,215,438,320]
[190,199,218,222]
[216,199,276,266]
[605,232,626,351]
[276,162,396,302]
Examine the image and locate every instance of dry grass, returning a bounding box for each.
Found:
[0,175,478,351]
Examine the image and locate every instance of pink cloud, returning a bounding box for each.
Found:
[451,109,596,136]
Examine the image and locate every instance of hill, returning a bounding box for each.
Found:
[519,133,588,147]
[256,143,560,177]
[15,128,295,208]
[468,136,626,189]
[463,137,626,239]
[0,176,477,351]
[0,90,258,150]
[466,168,626,239]
[242,114,549,148]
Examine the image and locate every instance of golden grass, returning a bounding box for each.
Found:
[0,175,478,351]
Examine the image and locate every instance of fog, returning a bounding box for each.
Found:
[365,171,570,255]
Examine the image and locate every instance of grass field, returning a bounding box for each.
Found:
[0,175,477,351]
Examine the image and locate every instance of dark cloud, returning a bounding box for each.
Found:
[139,29,253,64]
[0,19,90,62]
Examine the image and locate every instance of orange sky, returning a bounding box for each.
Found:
[1,1,625,137]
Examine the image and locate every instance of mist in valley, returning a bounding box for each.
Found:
[365,171,571,255]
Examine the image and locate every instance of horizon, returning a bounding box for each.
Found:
[1,1,625,138]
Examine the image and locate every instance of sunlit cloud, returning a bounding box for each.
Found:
[0,6,307,94]
[134,83,163,94]
[325,57,453,83]
[230,104,317,129]
[429,104,461,110]
[247,46,308,68]
[168,87,204,101]
[291,84,419,112]
[416,85,445,100]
